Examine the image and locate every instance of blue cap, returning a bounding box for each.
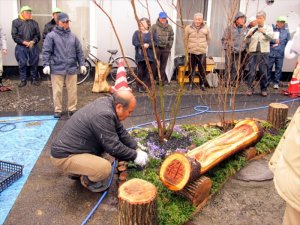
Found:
[57,12,70,22]
[159,12,167,19]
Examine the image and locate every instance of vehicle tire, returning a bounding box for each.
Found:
[77,59,92,85]
[110,56,137,85]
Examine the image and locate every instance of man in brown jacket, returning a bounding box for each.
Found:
[185,12,211,90]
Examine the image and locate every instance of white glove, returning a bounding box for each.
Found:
[80,66,87,74]
[43,66,50,75]
[134,149,149,167]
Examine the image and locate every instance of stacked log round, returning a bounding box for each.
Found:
[267,103,288,130]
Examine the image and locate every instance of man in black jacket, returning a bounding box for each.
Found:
[11,5,41,87]
[50,90,149,192]
[42,7,61,40]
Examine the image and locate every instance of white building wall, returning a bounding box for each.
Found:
[0,0,18,66]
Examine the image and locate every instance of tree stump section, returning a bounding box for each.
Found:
[118,178,158,225]
[267,103,288,129]
[240,147,257,160]
[178,176,212,206]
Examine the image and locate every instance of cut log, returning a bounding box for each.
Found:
[178,176,212,206]
[118,178,158,225]
[117,165,127,172]
[92,61,111,93]
[160,119,263,191]
[119,171,128,181]
[267,103,288,129]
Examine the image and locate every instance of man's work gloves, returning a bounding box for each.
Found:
[134,148,149,167]
[80,66,87,74]
[28,40,35,49]
[43,66,50,75]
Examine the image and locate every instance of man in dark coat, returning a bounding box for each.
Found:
[42,12,86,118]
[151,12,174,86]
[42,7,62,40]
[50,90,148,192]
[11,5,41,87]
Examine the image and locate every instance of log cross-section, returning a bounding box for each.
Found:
[160,119,263,191]
[118,178,158,225]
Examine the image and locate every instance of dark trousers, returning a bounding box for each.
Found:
[247,52,269,91]
[155,47,170,84]
[189,53,207,86]
[268,56,284,85]
[136,61,155,89]
[225,51,245,85]
[15,45,39,81]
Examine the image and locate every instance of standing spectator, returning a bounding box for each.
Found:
[0,25,7,87]
[42,7,62,40]
[246,16,257,31]
[132,18,158,93]
[185,12,211,91]
[42,12,86,118]
[11,5,41,87]
[221,11,247,87]
[151,12,174,86]
[268,16,290,89]
[245,11,273,96]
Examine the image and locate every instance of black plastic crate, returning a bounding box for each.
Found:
[0,160,23,193]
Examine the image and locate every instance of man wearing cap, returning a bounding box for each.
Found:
[151,12,174,86]
[42,12,86,118]
[11,5,41,87]
[42,7,62,40]
[50,88,149,193]
[221,11,247,87]
[245,11,273,97]
[268,16,290,89]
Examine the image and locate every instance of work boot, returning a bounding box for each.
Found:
[68,110,77,117]
[80,175,110,193]
[18,80,27,87]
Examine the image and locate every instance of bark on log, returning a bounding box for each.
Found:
[160,119,263,191]
[178,176,212,206]
[92,61,111,93]
[267,103,288,129]
[118,178,158,225]
[240,147,257,160]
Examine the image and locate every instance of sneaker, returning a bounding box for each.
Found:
[80,175,109,193]
[273,84,279,89]
[54,112,62,118]
[18,80,27,87]
[261,91,268,97]
[246,89,253,96]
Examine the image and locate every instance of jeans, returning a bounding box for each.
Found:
[247,52,269,91]
[15,44,39,81]
[268,56,284,85]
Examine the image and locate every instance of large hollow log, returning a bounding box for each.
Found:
[267,103,288,129]
[160,119,263,191]
[118,178,158,225]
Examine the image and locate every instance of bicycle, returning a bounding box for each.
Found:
[77,44,137,85]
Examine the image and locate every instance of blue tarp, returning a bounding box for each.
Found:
[0,116,57,225]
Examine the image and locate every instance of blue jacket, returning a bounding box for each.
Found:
[269,24,290,58]
[42,26,85,75]
[132,30,158,62]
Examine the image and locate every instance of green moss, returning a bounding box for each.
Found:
[255,129,284,154]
